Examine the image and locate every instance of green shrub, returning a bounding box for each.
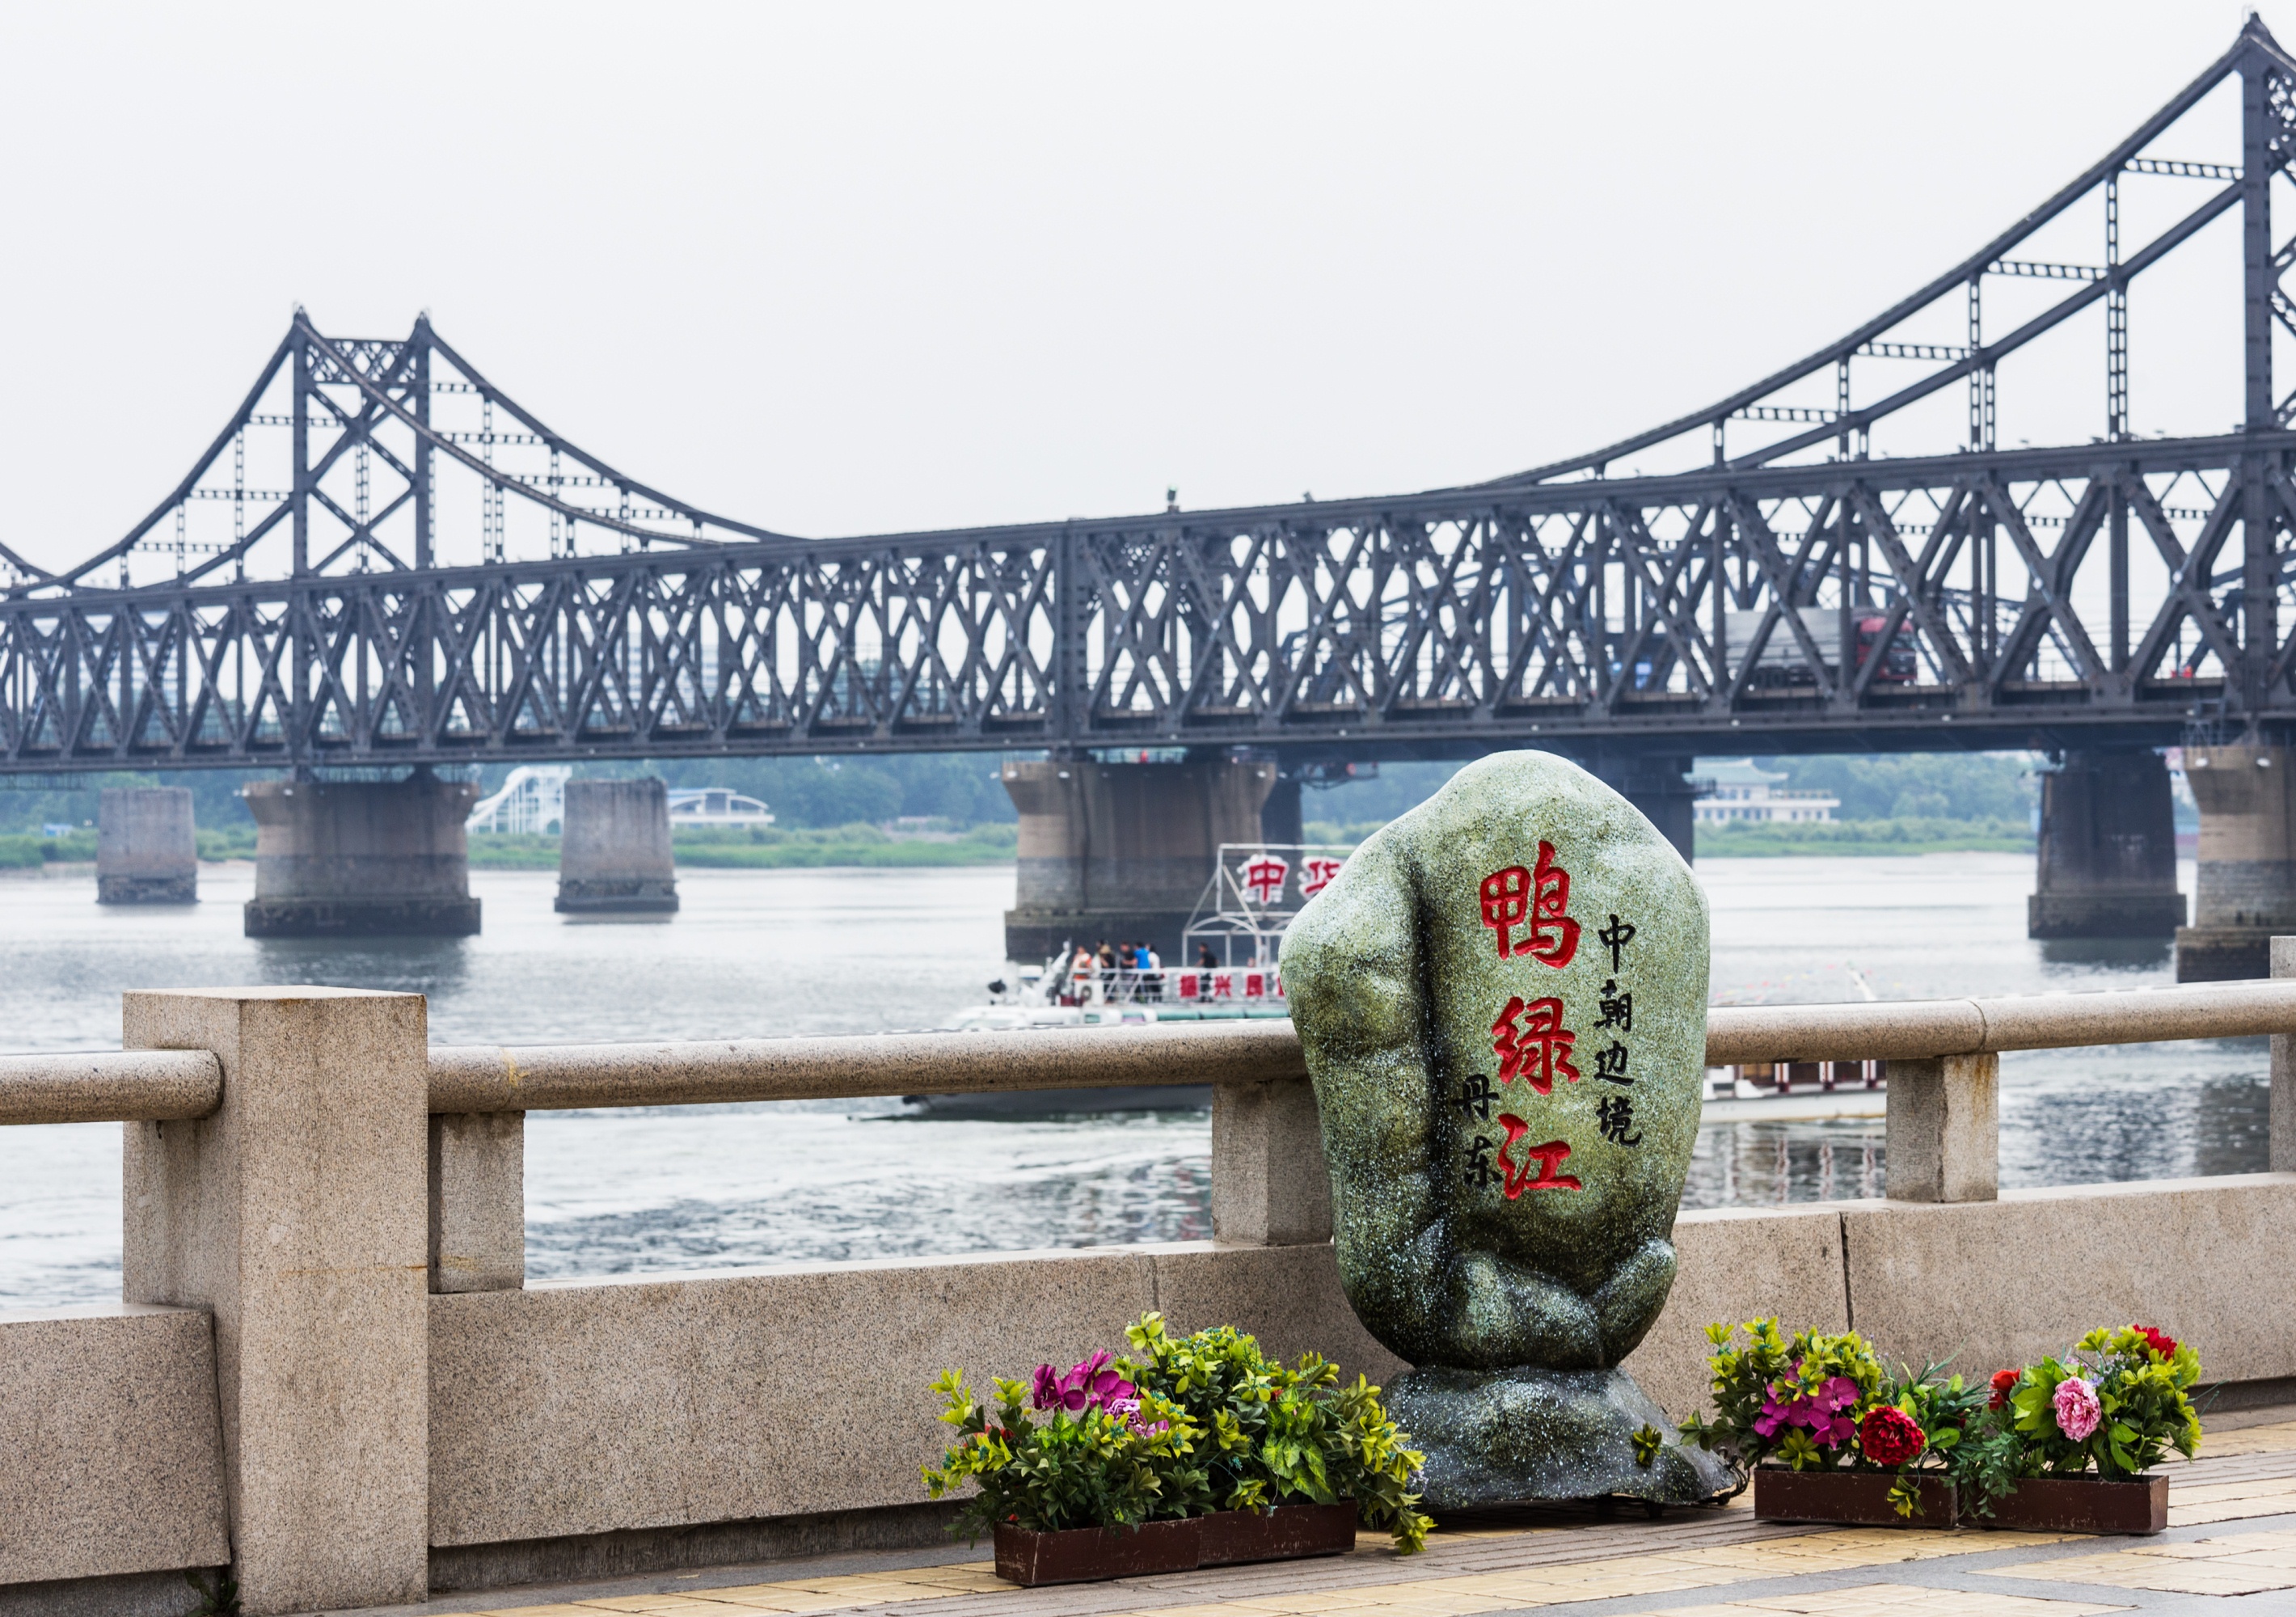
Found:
[0,835,40,869]
[923,1312,1429,1553]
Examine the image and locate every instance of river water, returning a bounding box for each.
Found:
[0,853,2260,1309]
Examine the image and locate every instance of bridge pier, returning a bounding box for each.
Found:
[556,779,678,915]
[1584,749,1699,863]
[2176,744,2296,981]
[96,786,197,904]
[1260,772,1304,847]
[1002,755,1277,961]
[243,771,483,939]
[2027,749,2184,939]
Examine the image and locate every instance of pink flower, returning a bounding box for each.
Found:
[1030,1364,1062,1410]
[1052,1350,1136,1415]
[2053,1376,2102,1442]
[1753,1369,1862,1447]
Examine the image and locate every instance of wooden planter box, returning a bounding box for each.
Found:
[993,1517,1201,1585]
[992,1501,1360,1585]
[1980,1474,2168,1535]
[1199,1502,1358,1566]
[1754,1467,1956,1528]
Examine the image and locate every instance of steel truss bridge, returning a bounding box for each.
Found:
[9,21,2296,775]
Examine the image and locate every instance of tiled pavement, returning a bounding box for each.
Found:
[339,1412,2296,1617]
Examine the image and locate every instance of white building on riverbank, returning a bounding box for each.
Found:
[1694,758,1839,825]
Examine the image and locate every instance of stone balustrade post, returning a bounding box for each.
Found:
[1210,1076,1332,1244]
[1884,1052,1999,1202]
[2272,937,2296,1171]
[122,988,430,1616]
[430,1112,525,1293]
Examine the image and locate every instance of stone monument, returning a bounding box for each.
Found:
[1281,750,1731,1507]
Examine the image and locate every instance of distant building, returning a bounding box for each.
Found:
[667,787,774,829]
[467,766,571,834]
[1694,759,1839,825]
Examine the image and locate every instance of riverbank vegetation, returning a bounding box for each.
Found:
[458,821,1021,871]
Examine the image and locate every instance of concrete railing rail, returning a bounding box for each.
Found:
[6,982,2296,1124]
[425,1017,1305,1112]
[0,1049,221,1123]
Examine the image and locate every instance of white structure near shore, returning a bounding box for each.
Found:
[1695,758,1839,825]
[466,773,775,837]
[667,787,774,829]
[466,766,571,835]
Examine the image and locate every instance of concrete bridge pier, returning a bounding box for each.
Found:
[1584,749,1700,863]
[96,786,198,904]
[2176,743,2296,981]
[556,779,678,915]
[2028,748,2184,939]
[1002,754,1277,961]
[242,771,483,939]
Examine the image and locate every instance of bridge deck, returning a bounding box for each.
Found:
[365,1408,2296,1616]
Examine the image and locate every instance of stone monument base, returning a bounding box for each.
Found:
[1386,1365,1734,1508]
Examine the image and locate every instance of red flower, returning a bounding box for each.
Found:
[1858,1405,1927,1467]
[2133,1325,2179,1362]
[1989,1369,2020,1410]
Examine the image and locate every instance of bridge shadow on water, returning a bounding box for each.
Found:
[248,935,472,1000]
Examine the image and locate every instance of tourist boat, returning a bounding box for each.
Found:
[910,846,1888,1121]
[904,843,1324,1117]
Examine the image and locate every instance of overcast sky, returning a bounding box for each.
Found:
[0,2,2276,571]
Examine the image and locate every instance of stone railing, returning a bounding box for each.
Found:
[6,974,2296,1615]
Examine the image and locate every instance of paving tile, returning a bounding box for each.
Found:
[1649,1586,2125,1615]
[1981,1526,2296,1597]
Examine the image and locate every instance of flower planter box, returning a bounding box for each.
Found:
[993,1517,1201,1586]
[1198,1502,1358,1566]
[1980,1474,2168,1535]
[990,1501,1360,1585]
[1754,1467,1957,1528]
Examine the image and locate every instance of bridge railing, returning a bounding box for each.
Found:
[12,976,2291,1121]
[5,979,2296,1613]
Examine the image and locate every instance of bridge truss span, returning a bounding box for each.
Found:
[10,21,2296,769]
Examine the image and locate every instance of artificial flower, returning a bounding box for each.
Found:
[1030,1363,1062,1411]
[1989,1369,2020,1410]
[1857,1405,1926,1467]
[1753,1369,1861,1446]
[1053,1349,1137,1413]
[2134,1325,2179,1362]
[2054,1375,2103,1442]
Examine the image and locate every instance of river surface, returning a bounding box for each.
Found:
[0,854,2259,1309]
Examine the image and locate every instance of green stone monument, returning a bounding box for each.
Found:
[1281,751,1732,1507]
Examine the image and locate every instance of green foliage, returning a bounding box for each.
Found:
[672,821,1015,868]
[464,833,563,870]
[1122,1313,1430,1554]
[1685,1319,2203,1519]
[0,834,40,869]
[1750,753,2041,821]
[922,1367,1205,1539]
[1679,1318,1887,1476]
[1697,816,2033,859]
[2003,1327,2201,1481]
[196,826,257,862]
[1631,1424,1664,1468]
[184,1568,241,1616]
[922,1314,1430,1556]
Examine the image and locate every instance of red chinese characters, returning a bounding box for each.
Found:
[1490,994,1579,1095]
[1298,856,1344,899]
[1243,854,1289,905]
[1495,1115,1581,1197]
[1478,842,1579,967]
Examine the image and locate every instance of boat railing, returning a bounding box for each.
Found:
[1057,965,1285,1006]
